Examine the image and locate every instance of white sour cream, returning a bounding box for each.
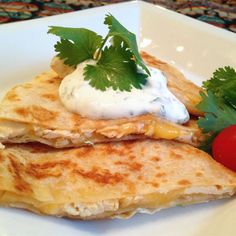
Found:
[59,60,189,124]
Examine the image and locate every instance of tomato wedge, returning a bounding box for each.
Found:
[212,125,236,172]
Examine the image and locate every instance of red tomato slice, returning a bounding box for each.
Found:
[212,125,236,172]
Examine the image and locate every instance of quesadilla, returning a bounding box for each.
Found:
[0,139,235,219]
[0,53,204,148]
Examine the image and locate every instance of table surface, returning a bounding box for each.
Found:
[0,0,235,33]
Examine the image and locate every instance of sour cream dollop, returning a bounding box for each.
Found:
[59,60,189,124]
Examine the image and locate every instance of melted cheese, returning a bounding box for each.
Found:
[1,189,232,219]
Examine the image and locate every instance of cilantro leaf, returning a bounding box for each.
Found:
[197,91,236,152]
[48,27,103,66]
[110,35,127,48]
[104,14,150,75]
[48,15,150,92]
[203,66,236,107]
[197,91,236,133]
[53,39,82,67]
[84,45,148,91]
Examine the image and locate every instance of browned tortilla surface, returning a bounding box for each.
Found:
[0,52,204,148]
[0,139,235,219]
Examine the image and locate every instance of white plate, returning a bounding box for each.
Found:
[0,1,236,236]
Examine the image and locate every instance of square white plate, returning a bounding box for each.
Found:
[0,1,236,236]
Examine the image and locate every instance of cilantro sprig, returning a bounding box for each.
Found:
[104,14,150,75]
[48,14,149,91]
[48,27,103,67]
[203,66,236,108]
[197,66,236,152]
[84,45,147,91]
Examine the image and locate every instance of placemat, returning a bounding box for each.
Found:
[0,0,235,32]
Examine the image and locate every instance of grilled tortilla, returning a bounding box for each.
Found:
[0,53,204,148]
[0,139,235,219]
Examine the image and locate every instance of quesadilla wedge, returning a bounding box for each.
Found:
[0,53,204,148]
[0,139,235,219]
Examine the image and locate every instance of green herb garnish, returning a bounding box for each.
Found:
[203,66,236,108]
[84,45,147,91]
[197,66,236,152]
[48,28,103,67]
[104,14,150,75]
[48,14,149,91]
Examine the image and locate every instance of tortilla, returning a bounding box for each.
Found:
[0,53,204,148]
[141,52,203,116]
[0,139,235,219]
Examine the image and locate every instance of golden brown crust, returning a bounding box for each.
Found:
[0,64,204,148]
[0,139,236,219]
